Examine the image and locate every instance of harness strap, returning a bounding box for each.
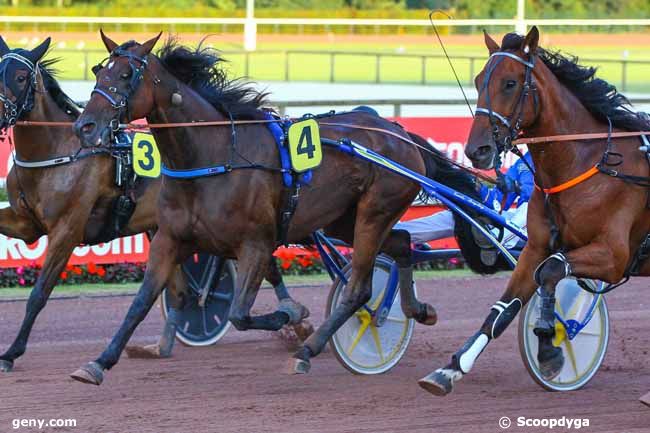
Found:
[13,148,110,169]
[535,165,600,194]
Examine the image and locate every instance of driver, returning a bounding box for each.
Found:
[395,151,534,249]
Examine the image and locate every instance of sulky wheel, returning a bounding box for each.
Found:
[161,255,235,347]
[326,254,415,375]
[518,278,610,391]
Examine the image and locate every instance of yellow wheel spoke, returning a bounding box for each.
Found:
[347,316,371,356]
[369,324,385,363]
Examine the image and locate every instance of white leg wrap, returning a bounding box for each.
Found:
[458,333,489,374]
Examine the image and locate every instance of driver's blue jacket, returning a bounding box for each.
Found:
[479,152,534,210]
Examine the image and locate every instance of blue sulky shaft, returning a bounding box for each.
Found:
[322,137,526,268]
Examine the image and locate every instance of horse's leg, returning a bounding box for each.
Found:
[70,232,179,385]
[529,235,631,380]
[266,257,314,343]
[418,245,546,395]
[125,264,186,359]
[228,243,299,331]
[418,193,551,395]
[266,257,310,325]
[0,206,41,240]
[382,229,437,325]
[292,211,390,374]
[0,226,77,373]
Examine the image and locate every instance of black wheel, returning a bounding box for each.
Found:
[161,255,235,347]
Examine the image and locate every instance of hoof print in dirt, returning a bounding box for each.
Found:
[125,344,166,359]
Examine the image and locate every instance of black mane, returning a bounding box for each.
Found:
[39,57,81,118]
[157,38,270,119]
[501,33,649,131]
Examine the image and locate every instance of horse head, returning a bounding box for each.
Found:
[0,36,50,129]
[465,27,541,169]
[74,30,161,148]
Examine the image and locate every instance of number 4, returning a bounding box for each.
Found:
[297,126,316,159]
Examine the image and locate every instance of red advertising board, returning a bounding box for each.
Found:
[0,116,495,267]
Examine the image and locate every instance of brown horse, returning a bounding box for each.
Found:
[418,26,650,396]
[70,32,443,385]
[0,36,307,372]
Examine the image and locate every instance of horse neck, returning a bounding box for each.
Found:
[146,73,231,170]
[13,76,78,161]
[524,64,609,188]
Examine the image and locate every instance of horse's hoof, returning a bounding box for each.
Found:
[0,359,14,373]
[70,362,104,386]
[291,358,311,375]
[416,304,438,326]
[276,326,302,352]
[278,298,310,324]
[125,344,167,359]
[640,392,650,408]
[539,347,564,381]
[417,368,459,396]
[292,319,315,342]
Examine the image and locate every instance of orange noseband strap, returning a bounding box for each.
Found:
[535,165,600,194]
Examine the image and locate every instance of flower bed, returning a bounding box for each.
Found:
[0,248,465,287]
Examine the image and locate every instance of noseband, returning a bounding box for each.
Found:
[475,50,539,164]
[91,48,149,133]
[0,52,38,128]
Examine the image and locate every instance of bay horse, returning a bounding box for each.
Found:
[0,36,308,373]
[69,32,456,385]
[418,26,650,397]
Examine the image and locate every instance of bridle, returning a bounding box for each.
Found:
[475,50,539,169]
[0,51,38,129]
[90,48,152,138]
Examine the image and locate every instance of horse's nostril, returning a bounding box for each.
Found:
[80,122,96,135]
[476,145,492,156]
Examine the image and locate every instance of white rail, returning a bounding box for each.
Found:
[2,16,650,26]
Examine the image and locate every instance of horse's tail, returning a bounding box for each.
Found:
[409,132,509,274]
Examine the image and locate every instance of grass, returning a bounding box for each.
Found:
[9,35,650,92]
[0,268,497,299]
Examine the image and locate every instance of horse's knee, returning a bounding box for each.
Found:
[480,298,522,339]
[383,229,412,267]
[533,253,571,289]
[343,285,372,309]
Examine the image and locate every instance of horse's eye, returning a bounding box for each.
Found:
[120,72,131,80]
[16,76,26,83]
[91,64,102,76]
[505,80,517,89]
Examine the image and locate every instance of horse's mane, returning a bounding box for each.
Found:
[37,57,81,118]
[501,33,649,131]
[156,38,270,119]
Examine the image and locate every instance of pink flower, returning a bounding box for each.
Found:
[18,278,25,286]
[16,266,24,275]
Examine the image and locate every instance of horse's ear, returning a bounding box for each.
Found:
[136,32,162,57]
[28,37,50,63]
[522,26,539,55]
[100,29,118,53]
[0,36,10,56]
[483,30,500,55]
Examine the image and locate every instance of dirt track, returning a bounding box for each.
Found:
[1,276,650,433]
